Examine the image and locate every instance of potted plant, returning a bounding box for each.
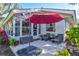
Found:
[8,38,19,46]
[9,38,16,46]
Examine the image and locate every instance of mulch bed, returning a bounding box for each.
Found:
[65,40,79,56]
[0,45,15,56]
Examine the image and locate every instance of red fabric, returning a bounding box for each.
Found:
[0,28,8,40]
[29,13,64,24]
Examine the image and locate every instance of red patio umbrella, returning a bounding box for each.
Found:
[27,13,64,46]
[29,13,64,24]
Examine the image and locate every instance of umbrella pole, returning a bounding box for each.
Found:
[29,22,30,46]
[28,12,31,46]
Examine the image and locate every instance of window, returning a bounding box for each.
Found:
[22,27,30,35]
[15,18,20,36]
[15,19,20,26]
[22,21,29,27]
[6,17,31,36]
[39,25,41,34]
[33,24,37,36]
[22,20,31,35]
[15,27,20,36]
[46,24,55,32]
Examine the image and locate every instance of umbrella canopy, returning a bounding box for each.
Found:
[29,13,64,24]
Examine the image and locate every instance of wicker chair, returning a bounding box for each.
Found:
[51,34,63,44]
[39,34,50,41]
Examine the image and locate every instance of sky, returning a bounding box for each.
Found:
[19,3,79,22]
[20,3,77,10]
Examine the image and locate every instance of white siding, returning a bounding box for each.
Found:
[40,24,47,34]
[40,20,68,35]
[55,20,65,34]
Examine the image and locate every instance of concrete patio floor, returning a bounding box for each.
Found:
[10,40,65,56]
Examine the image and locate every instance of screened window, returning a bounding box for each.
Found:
[22,20,31,35]
[46,24,55,32]
[15,18,20,36]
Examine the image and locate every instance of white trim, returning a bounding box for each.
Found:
[13,17,15,37]
[20,18,22,36]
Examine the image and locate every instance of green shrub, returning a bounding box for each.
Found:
[56,49,71,56]
[65,25,79,48]
[0,35,3,44]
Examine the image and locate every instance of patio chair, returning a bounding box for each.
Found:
[51,34,63,44]
[39,34,49,41]
[39,35,44,40]
[46,33,51,39]
[50,34,56,43]
[57,34,63,42]
[50,34,56,39]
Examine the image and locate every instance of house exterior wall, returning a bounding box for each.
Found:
[40,24,47,34]
[55,20,65,34]
[4,8,76,41]
[40,20,67,35]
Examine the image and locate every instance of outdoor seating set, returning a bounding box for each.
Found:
[19,36,40,45]
[15,33,64,56]
[19,33,63,45]
[39,33,64,44]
